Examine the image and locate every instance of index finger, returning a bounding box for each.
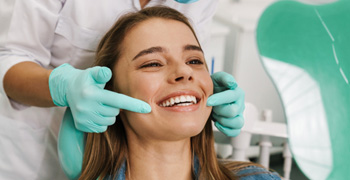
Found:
[211,72,238,89]
[207,87,244,106]
[100,90,151,113]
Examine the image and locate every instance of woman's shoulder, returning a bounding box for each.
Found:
[234,165,282,180]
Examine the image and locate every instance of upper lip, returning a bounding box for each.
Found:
[156,90,201,105]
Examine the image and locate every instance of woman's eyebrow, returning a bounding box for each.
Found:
[133,46,164,60]
[183,44,203,52]
[132,45,202,61]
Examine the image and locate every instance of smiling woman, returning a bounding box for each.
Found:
[80,6,281,180]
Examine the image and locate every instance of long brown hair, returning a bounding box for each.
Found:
[80,6,265,180]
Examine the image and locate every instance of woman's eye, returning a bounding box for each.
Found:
[140,62,163,68]
[187,59,204,65]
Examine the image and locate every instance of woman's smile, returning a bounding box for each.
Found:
[157,90,202,112]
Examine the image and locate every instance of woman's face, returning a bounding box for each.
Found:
[113,18,213,141]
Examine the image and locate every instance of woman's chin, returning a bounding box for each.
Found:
[123,109,210,141]
[164,122,206,140]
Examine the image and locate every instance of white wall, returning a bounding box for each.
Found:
[213,0,285,125]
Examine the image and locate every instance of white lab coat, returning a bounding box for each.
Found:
[0,0,218,179]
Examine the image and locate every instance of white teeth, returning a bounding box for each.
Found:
[175,97,180,103]
[180,95,186,102]
[192,96,197,104]
[177,102,193,106]
[185,95,191,102]
[159,95,198,107]
[166,100,170,107]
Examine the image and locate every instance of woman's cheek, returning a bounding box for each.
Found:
[201,72,214,95]
[130,73,162,102]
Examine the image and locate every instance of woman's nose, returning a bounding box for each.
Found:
[169,63,193,83]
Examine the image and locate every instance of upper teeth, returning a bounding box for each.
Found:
[159,95,197,107]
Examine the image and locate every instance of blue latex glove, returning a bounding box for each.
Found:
[174,0,199,3]
[49,63,151,133]
[207,72,245,137]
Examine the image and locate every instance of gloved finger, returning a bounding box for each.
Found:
[212,113,244,129]
[211,99,245,118]
[207,87,245,107]
[75,121,108,133]
[99,90,152,113]
[211,72,238,89]
[86,116,116,133]
[73,111,115,132]
[215,121,241,137]
[89,115,117,127]
[89,66,112,84]
[95,105,120,117]
[213,86,227,94]
[90,125,108,133]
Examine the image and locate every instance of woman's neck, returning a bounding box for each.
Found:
[139,0,151,9]
[126,138,193,180]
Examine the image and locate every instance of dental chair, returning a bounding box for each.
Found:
[214,102,291,179]
[256,0,350,179]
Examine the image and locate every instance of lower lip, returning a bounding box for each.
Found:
[158,102,200,112]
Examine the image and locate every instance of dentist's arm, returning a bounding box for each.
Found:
[4,62,54,107]
[207,72,245,137]
[4,62,151,133]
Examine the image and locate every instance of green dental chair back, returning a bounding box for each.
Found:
[256,0,350,179]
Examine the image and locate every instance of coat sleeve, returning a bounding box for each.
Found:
[0,0,64,108]
[189,0,219,55]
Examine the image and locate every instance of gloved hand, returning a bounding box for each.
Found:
[207,72,245,137]
[174,0,199,4]
[49,63,151,133]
